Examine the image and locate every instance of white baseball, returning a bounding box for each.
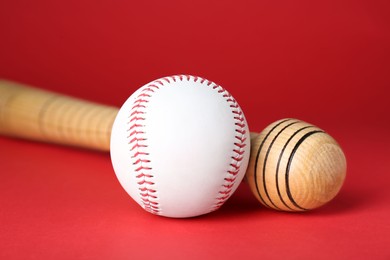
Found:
[110,75,250,218]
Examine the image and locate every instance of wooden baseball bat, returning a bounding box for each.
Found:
[0,79,260,151]
[0,79,119,151]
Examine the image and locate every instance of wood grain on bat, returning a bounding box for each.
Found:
[0,80,118,151]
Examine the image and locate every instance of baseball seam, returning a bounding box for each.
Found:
[209,83,247,211]
[127,75,247,215]
[128,84,160,214]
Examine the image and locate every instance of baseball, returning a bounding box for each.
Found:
[110,75,250,218]
[246,118,346,211]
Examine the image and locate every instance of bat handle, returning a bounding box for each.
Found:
[0,80,119,151]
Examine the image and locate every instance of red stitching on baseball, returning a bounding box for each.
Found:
[154,80,163,85]
[132,151,148,157]
[133,159,151,165]
[235,122,245,128]
[217,195,229,201]
[134,166,152,172]
[231,156,241,163]
[223,183,234,189]
[128,130,145,137]
[130,111,145,117]
[236,129,246,135]
[127,75,196,215]
[229,163,240,170]
[129,137,146,144]
[162,77,171,84]
[138,93,152,98]
[136,173,153,178]
[142,87,157,93]
[129,117,145,123]
[134,99,148,103]
[234,142,246,148]
[128,86,160,213]
[209,83,247,212]
[148,84,160,89]
[224,177,235,182]
[130,143,147,150]
[140,193,157,199]
[233,149,245,155]
[137,180,155,185]
[131,104,146,110]
[139,187,156,192]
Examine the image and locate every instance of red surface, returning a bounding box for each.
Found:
[1,0,389,259]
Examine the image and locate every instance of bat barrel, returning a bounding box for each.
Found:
[0,80,118,151]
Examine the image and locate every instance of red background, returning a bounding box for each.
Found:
[1,0,389,259]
